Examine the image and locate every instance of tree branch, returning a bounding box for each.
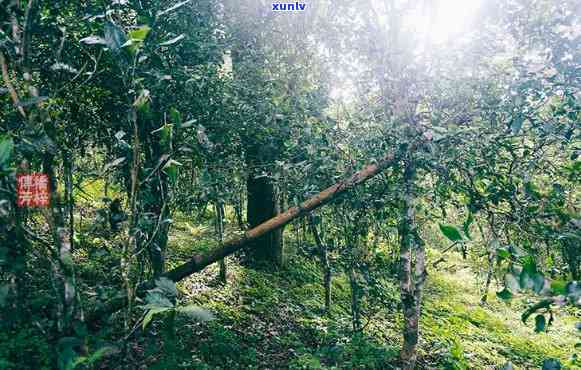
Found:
[0,51,27,119]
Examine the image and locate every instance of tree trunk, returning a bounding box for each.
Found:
[0,165,29,326]
[308,214,332,312]
[143,119,171,278]
[233,190,245,230]
[215,201,227,283]
[399,160,426,370]
[63,151,74,251]
[43,154,77,334]
[228,2,285,268]
[480,215,497,304]
[349,264,362,332]
[563,240,579,281]
[246,173,283,267]
[481,248,495,304]
[147,199,170,278]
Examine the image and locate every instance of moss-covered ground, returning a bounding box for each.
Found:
[2,212,577,369]
[116,221,579,369]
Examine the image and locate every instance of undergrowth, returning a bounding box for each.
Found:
[2,221,578,369]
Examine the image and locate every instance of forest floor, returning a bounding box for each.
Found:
[118,219,580,370]
[3,215,578,369]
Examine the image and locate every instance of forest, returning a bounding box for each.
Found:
[0,0,579,369]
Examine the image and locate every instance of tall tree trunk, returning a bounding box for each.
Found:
[246,173,283,267]
[143,121,171,278]
[228,0,285,268]
[43,153,77,334]
[147,198,170,277]
[308,214,332,312]
[480,214,498,304]
[349,264,362,332]
[122,109,140,328]
[0,163,29,326]
[399,159,426,369]
[214,201,227,283]
[233,189,245,230]
[63,150,74,251]
[481,249,495,304]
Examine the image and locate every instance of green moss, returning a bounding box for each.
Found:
[117,223,579,369]
[420,256,579,369]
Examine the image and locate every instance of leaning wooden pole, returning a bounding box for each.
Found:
[91,144,410,321]
[162,150,402,282]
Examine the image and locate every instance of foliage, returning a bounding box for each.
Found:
[140,277,214,330]
[0,0,579,368]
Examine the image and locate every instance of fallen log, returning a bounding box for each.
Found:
[91,144,408,321]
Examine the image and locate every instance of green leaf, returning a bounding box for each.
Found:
[519,270,534,291]
[505,273,520,293]
[511,115,524,134]
[104,21,126,51]
[500,362,514,370]
[534,314,546,333]
[157,0,192,17]
[72,321,88,338]
[532,273,546,294]
[72,346,118,367]
[541,359,562,370]
[439,224,463,242]
[522,256,537,275]
[142,307,170,329]
[175,305,215,322]
[496,288,513,300]
[58,346,78,370]
[128,25,151,42]
[462,212,474,240]
[125,25,151,53]
[0,137,14,165]
[58,337,82,370]
[551,280,567,295]
[160,124,173,149]
[163,160,182,185]
[0,284,10,307]
[155,277,178,297]
[144,291,173,308]
[80,36,108,46]
[133,89,150,111]
[496,247,511,260]
[160,34,185,46]
[165,164,178,184]
[170,108,181,126]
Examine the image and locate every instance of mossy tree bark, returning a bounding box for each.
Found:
[399,158,426,369]
[227,0,285,269]
[308,214,332,312]
[246,172,283,267]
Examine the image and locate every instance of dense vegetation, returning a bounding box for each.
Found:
[0,0,579,369]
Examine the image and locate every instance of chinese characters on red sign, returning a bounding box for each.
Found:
[16,173,50,208]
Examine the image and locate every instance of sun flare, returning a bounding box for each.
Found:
[410,0,483,43]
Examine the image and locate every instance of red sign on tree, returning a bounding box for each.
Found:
[16,173,50,208]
